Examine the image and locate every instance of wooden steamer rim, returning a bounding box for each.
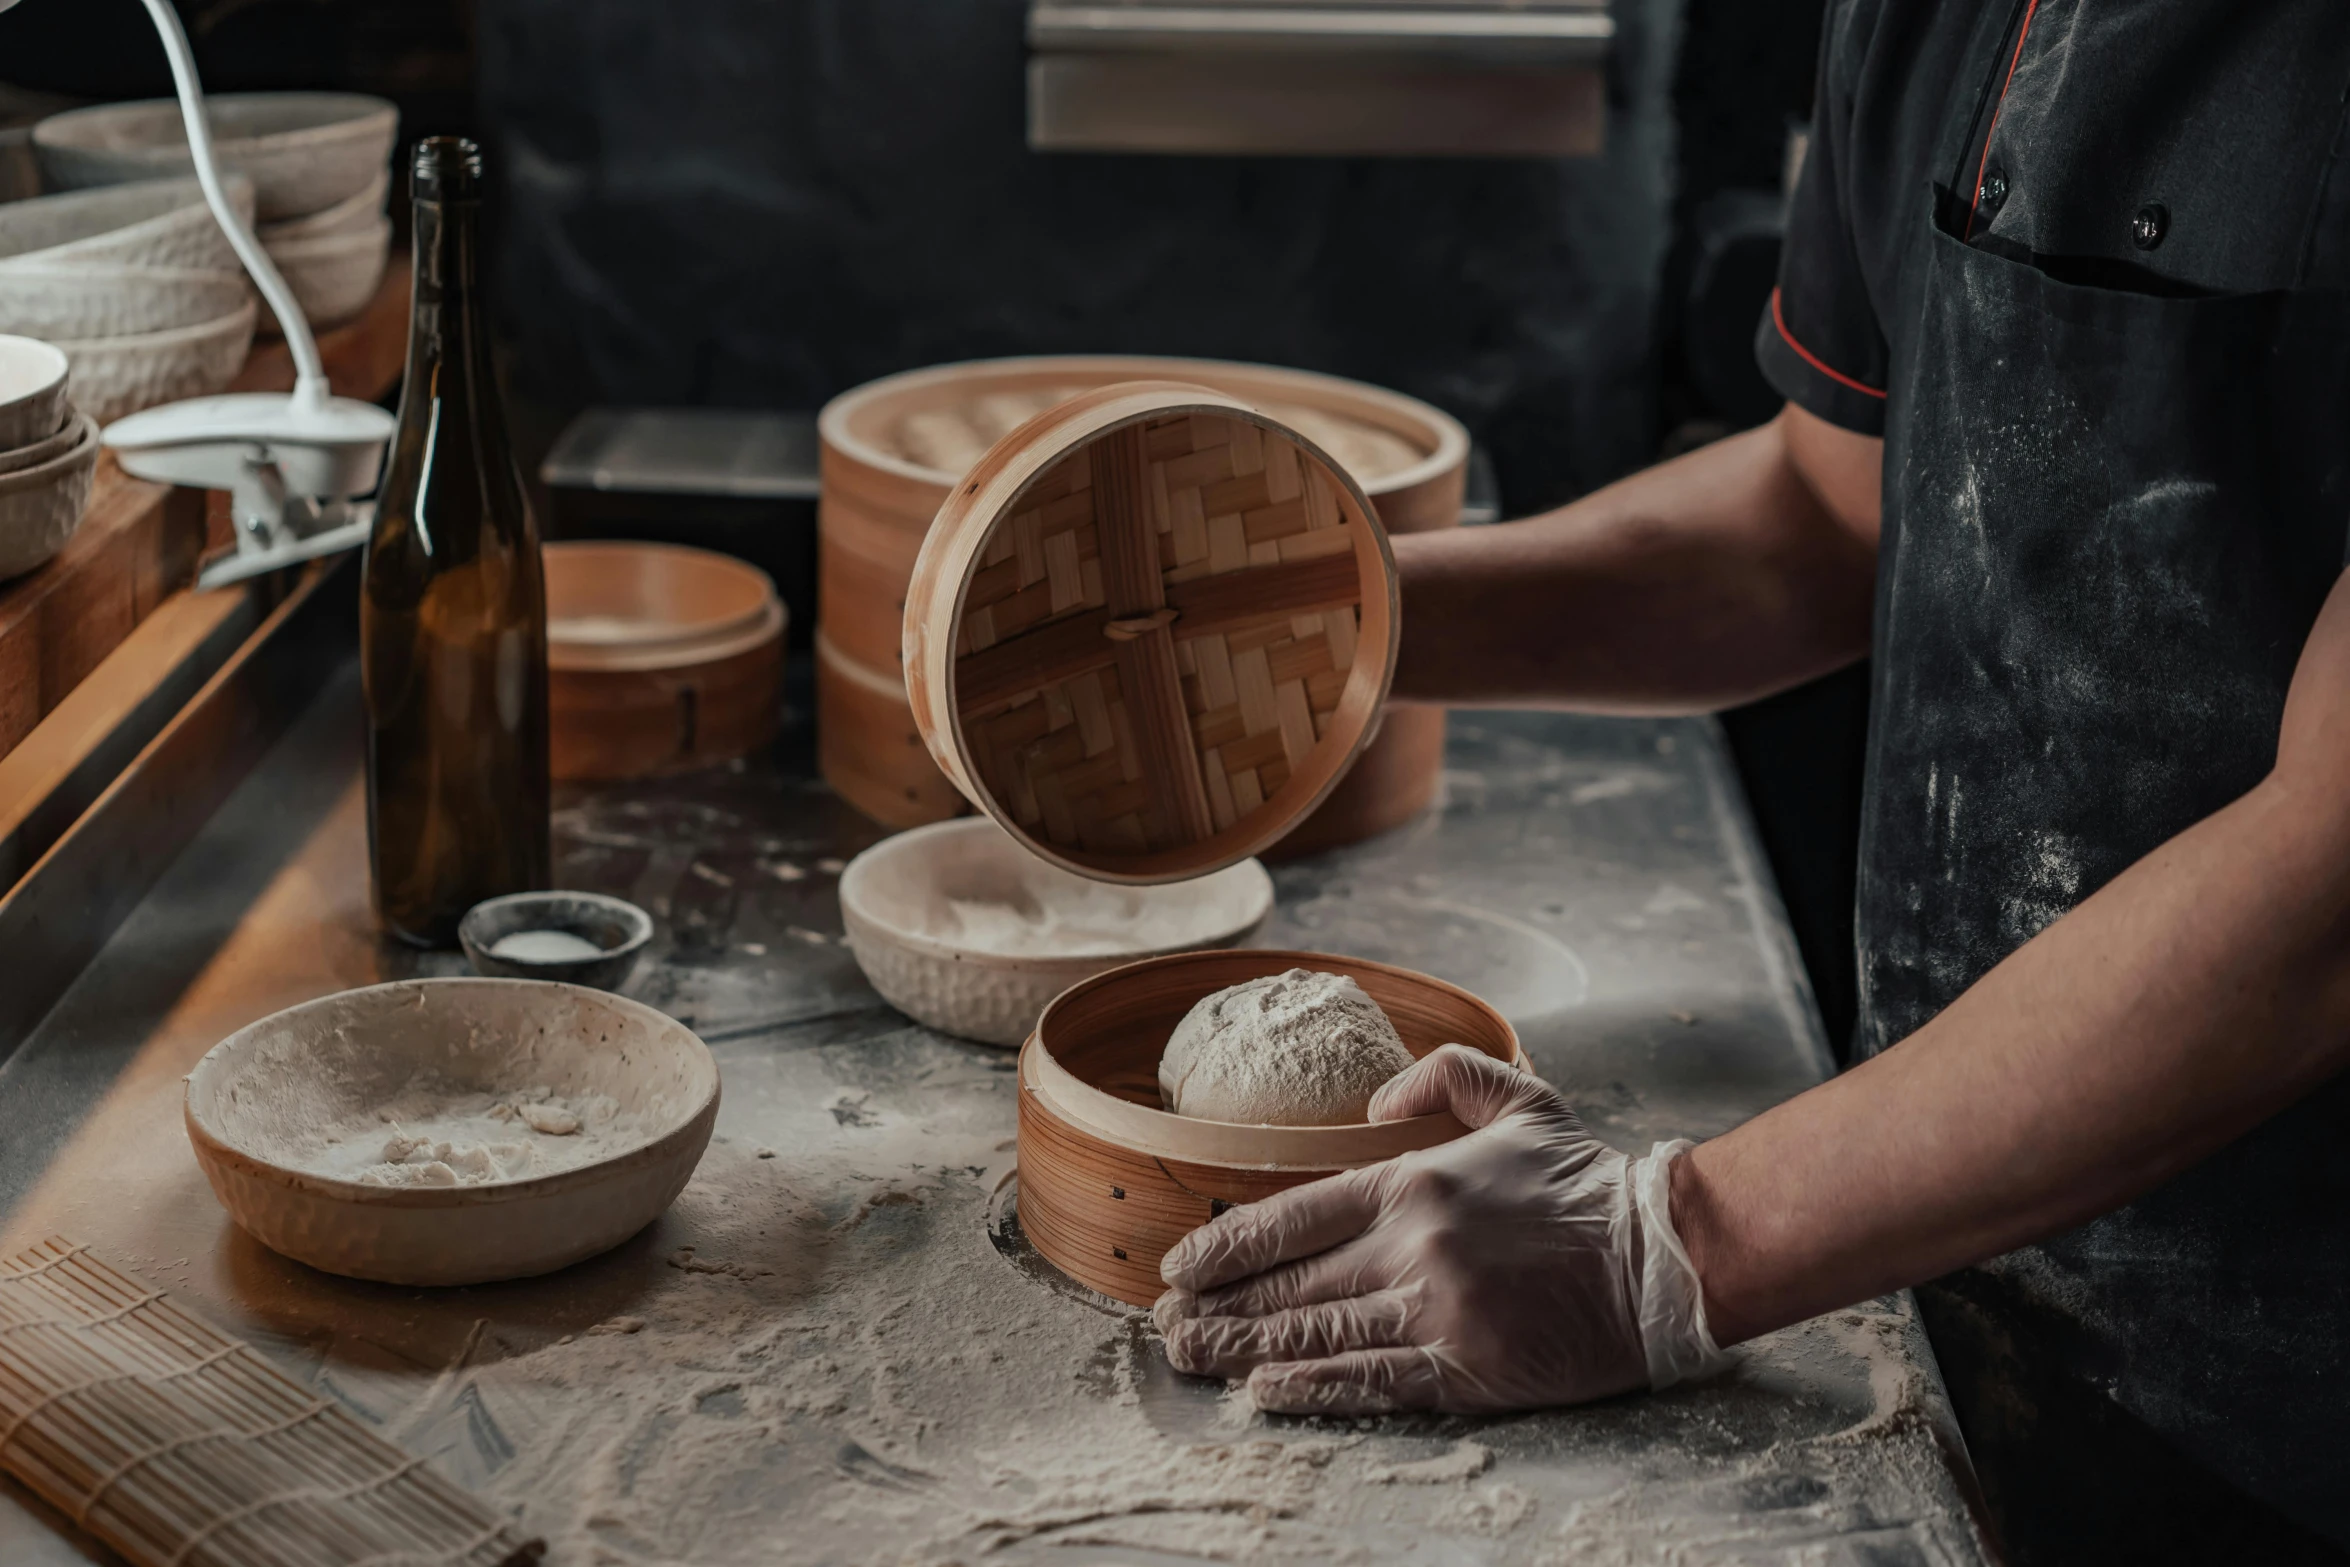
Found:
[545,540,786,673]
[1022,948,1527,1170]
[904,381,1402,885]
[820,352,1470,502]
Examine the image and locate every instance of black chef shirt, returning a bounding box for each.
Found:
[1756,0,2350,438]
[1746,4,2350,1563]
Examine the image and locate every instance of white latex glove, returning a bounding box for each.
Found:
[1153,1044,1731,1414]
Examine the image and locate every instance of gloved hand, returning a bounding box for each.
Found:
[1153,1044,1730,1415]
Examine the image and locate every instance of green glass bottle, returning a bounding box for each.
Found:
[362,137,549,947]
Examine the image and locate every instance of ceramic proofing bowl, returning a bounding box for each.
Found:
[0,413,98,581]
[0,334,68,450]
[256,167,388,245]
[0,263,249,340]
[0,408,89,477]
[34,93,398,223]
[261,215,390,330]
[185,978,719,1286]
[58,298,255,425]
[840,816,1275,1047]
[0,176,253,273]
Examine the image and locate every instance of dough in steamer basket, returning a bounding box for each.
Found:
[1159,968,1414,1126]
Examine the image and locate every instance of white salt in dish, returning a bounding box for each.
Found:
[185,978,719,1286]
[491,928,605,963]
[840,817,1274,1046]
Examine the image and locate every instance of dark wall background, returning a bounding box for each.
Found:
[473,0,1674,516]
[0,0,473,138]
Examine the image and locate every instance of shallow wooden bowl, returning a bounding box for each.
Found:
[185,979,719,1286]
[1017,947,1523,1306]
[546,541,785,780]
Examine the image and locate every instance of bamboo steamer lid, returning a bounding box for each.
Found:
[903,381,1399,884]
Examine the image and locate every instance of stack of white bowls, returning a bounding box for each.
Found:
[0,334,100,582]
[33,92,398,332]
[0,176,258,425]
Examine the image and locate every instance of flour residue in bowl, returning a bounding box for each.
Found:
[283,1081,653,1188]
[853,820,1269,963]
[936,883,1200,958]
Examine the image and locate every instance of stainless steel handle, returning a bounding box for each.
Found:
[1029,5,1614,65]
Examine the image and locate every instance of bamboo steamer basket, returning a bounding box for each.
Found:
[818,355,1468,852]
[902,380,1400,883]
[815,628,971,827]
[1019,948,1524,1307]
[546,541,785,781]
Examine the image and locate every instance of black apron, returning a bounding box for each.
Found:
[1852,43,2350,1567]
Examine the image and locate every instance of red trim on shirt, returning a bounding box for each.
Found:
[1966,0,2040,240]
[1770,287,1888,401]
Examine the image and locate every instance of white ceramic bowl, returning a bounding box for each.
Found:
[0,407,88,477]
[841,817,1276,1047]
[0,413,99,582]
[35,93,397,223]
[0,334,68,450]
[261,215,390,329]
[0,175,253,273]
[0,264,249,341]
[185,978,721,1287]
[256,166,388,245]
[59,298,256,425]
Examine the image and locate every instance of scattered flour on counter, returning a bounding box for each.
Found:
[1369,1440,1492,1485]
[281,1081,646,1188]
[316,1140,1984,1565]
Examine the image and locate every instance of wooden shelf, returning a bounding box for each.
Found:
[0,255,409,764]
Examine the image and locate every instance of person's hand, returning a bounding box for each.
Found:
[1153,1044,1729,1414]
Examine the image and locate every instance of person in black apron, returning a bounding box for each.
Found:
[1148,4,2350,1561]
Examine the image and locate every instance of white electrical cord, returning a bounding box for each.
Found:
[136,0,331,410]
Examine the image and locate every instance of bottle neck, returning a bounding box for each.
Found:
[409,196,485,365]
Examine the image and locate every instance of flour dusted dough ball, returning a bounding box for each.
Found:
[1159,968,1416,1126]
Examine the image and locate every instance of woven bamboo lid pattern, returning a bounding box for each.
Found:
[904,382,1399,883]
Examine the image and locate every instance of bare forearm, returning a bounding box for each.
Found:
[1675,581,2350,1342]
[1393,410,1879,713]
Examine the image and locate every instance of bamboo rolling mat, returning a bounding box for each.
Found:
[0,1236,541,1567]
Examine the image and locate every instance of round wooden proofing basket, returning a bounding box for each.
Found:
[818,355,1468,850]
[546,542,786,781]
[1018,948,1524,1307]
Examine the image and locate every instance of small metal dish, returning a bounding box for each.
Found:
[458,890,653,991]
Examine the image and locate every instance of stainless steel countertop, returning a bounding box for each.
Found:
[0,664,1993,1564]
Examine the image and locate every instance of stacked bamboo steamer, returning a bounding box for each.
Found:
[545,542,787,781]
[818,355,1468,850]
